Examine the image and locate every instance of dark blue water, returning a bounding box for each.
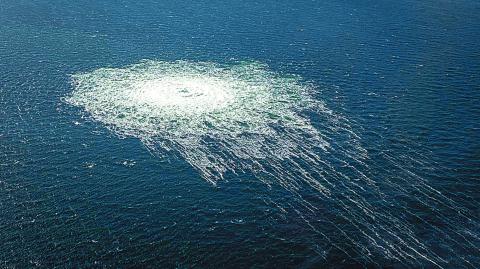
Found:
[1,0,480,268]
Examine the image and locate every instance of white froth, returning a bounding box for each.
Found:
[66,60,330,181]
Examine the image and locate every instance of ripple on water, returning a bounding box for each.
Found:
[66,60,480,267]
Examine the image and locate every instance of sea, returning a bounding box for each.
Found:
[1,0,480,268]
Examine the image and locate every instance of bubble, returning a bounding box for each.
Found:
[66,60,480,267]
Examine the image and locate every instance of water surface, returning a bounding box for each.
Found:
[1,0,480,267]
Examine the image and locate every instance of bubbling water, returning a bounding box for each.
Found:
[66,60,331,183]
[66,60,480,267]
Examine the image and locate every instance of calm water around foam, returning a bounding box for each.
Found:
[1,0,480,267]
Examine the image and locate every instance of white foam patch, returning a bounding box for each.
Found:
[66,60,331,184]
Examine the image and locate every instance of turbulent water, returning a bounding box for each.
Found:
[66,60,480,267]
[66,60,332,183]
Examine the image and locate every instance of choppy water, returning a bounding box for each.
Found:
[1,0,480,268]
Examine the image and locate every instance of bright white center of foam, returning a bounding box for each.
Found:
[130,76,234,115]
